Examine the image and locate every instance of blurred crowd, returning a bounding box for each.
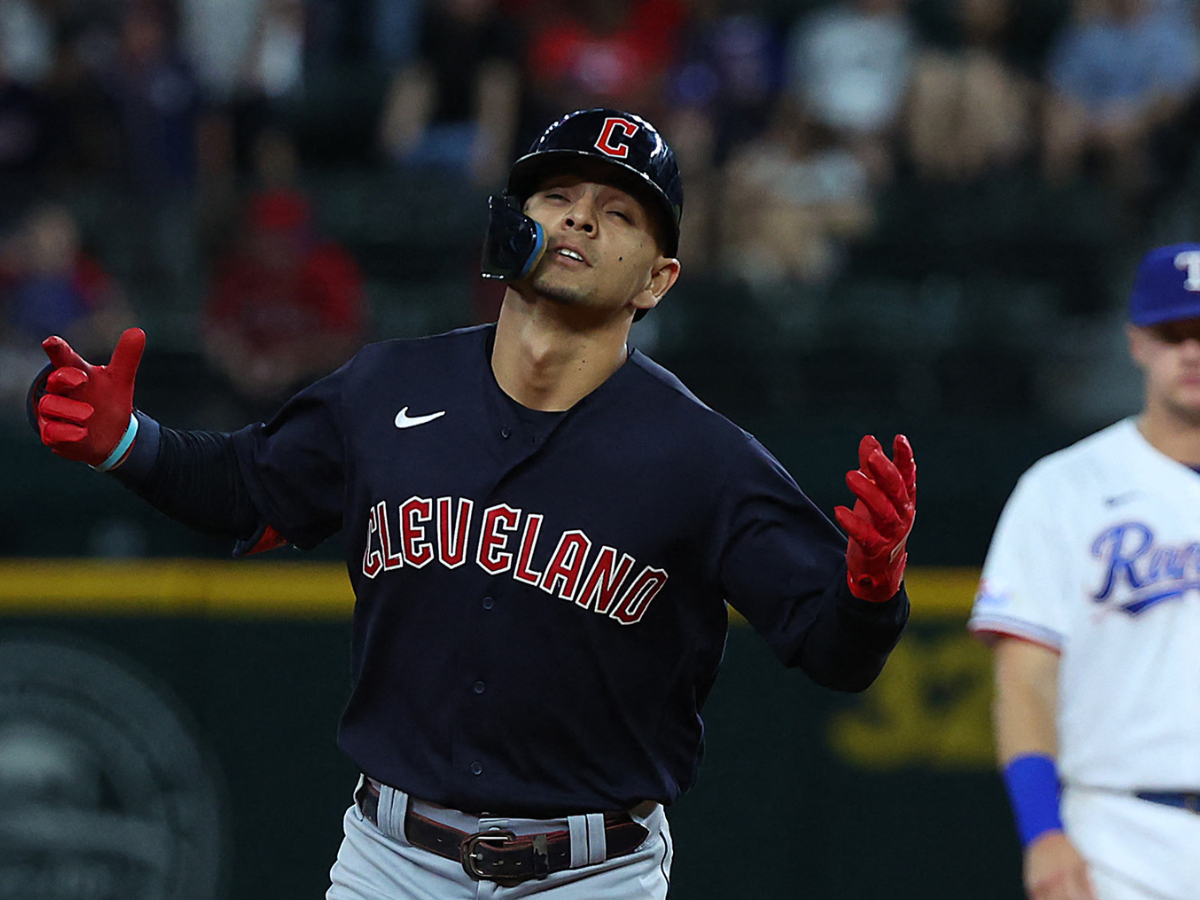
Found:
[1,0,1200,423]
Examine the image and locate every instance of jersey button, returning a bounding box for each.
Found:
[482,597,494,610]
[470,761,484,776]
[500,427,511,439]
[473,680,486,694]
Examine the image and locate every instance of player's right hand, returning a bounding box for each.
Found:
[1023,831,1097,900]
[36,327,146,468]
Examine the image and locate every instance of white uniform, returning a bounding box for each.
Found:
[969,417,1200,900]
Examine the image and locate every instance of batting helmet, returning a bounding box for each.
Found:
[507,108,683,256]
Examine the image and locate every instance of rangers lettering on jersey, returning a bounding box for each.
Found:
[1091,521,1200,614]
[361,496,668,625]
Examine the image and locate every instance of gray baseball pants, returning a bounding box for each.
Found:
[327,777,673,899]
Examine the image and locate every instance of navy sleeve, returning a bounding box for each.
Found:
[228,364,349,550]
[794,578,909,692]
[714,435,908,691]
[109,412,261,540]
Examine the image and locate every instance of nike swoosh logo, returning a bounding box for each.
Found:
[394,407,446,429]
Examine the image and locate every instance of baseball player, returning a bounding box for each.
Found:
[31,108,916,898]
[969,243,1200,900]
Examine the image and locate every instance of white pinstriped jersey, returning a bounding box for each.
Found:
[969,418,1200,791]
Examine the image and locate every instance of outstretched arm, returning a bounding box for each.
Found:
[33,328,262,544]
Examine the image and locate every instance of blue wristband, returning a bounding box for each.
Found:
[1002,754,1064,848]
[90,413,139,473]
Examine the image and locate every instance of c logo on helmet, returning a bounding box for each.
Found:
[595,117,640,159]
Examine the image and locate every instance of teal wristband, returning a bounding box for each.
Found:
[91,413,139,473]
[1002,754,1064,848]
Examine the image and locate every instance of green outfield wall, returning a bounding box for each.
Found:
[0,561,1024,900]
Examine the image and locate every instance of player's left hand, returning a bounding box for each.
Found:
[834,434,916,603]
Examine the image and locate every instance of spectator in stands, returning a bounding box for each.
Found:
[666,0,783,166]
[197,123,301,267]
[200,188,366,418]
[39,12,124,192]
[0,39,52,215]
[378,0,523,189]
[0,201,131,415]
[306,0,368,67]
[179,0,305,166]
[369,0,423,70]
[178,0,310,294]
[786,0,916,183]
[1042,0,1200,198]
[519,0,687,136]
[178,0,264,107]
[904,0,1038,183]
[96,0,207,300]
[98,1,203,200]
[662,0,783,270]
[719,97,875,289]
[0,0,54,86]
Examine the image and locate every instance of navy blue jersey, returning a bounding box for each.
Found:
[230,324,907,816]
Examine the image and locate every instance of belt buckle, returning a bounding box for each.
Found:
[460,830,518,883]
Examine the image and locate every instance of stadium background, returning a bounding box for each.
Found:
[1,0,1195,896]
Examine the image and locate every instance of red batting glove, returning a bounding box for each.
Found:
[834,434,916,603]
[37,327,146,469]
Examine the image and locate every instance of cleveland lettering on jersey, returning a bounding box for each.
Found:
[1090,521,1200,614]
[362,496,668,625]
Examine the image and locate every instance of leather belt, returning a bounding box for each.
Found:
[1136,791,1200,814]
[355,778,650,886]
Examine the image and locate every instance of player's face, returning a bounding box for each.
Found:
[1129,318,1200,423]
[521,175,679,320]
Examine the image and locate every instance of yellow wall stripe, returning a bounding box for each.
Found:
[0,561,979,620]
[0,560,354,618]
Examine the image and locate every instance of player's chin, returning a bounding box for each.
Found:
[1167,392,1200,425]
[530,274,592,309]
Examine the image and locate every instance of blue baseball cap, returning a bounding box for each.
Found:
[1129,243,1200,326]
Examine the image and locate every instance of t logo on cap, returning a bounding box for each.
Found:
[1129,243,1200,326]
[1176,251,1200,291]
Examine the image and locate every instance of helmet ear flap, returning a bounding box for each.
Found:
[481,194,547,281]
